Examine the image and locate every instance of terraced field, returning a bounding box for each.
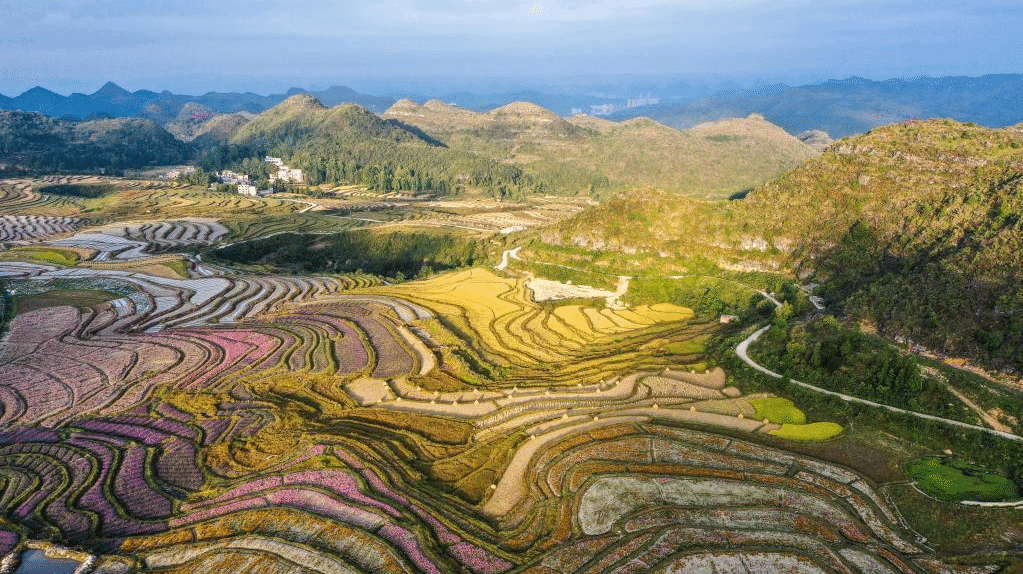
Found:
[0,178,365,254]
[0,177,1011,573]
[0,215,82,243]
[0,179,84,217]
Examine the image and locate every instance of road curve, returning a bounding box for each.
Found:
[735,326,1023,443]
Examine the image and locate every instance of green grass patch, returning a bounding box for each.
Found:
[770,422,844,441]
[662,336,708,356]
[751,397,807,424]
[908,456,1022,502]
[161,259,191,278]
[14,289,122,314]
[2,247,80,267]
[888,482,1023,555]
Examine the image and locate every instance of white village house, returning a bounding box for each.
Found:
[265,156,303,183]
[238,183,273,197]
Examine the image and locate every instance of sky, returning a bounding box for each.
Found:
[1,0,1021,97]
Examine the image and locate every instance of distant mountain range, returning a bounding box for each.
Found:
[4,74,1023,141]
[612,74,1023,138]
[0,82,396,120]
[0,82,632,121]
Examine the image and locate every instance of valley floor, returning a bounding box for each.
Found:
[0,177,1019,573]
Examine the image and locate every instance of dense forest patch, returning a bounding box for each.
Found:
[212,229,493,278]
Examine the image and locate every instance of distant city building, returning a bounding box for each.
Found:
[626,95,660,108]
[578,95,661,117]
[265,156,285,168]
[589,104,618,116]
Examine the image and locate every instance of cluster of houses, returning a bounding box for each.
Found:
[210,157,304,197]
[265,156,304,184]
[214,170,271,197]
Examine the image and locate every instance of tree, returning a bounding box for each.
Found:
[774,302,793,327]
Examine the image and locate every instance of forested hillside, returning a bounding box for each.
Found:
[226,95,536,196]
[385,100,817,198]
[0,110,191,172]
[545,120,1023,370]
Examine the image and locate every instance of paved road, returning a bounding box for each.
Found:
[735,326,1023,443]
[495,246,522,271]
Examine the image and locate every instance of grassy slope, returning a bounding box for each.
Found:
[13,289,123,314]
[544,119,1023,370]
[752,120,1023,370]
[191,113,250,146]
[211,227,495,278]
[383,100,818,198]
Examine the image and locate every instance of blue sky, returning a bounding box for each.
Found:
[1,0,1020,96]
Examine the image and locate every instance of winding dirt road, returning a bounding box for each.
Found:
[735,326,1023,442]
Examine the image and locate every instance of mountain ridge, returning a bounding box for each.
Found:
[0,109,191,172]
[544,118,1023,369]
[220,95,529,196]
[611,73,1023,138]
[7,72,1023,137]
[0,82,396,120]
[383,100,817,197]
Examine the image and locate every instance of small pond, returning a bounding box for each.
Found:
[14,549,81,574]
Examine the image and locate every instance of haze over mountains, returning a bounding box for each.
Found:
[613,74,1023,138]
[3,74,1023,143]
[0,82,395,120]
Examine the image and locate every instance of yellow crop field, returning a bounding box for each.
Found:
[382,268,523,319]
[542,312,587,345]
[367,268,702,381]
[601,309,647,330]
[613,309,657,326]
[552,306,594,334]
[582,307,626,334]
[631,303,693,322]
